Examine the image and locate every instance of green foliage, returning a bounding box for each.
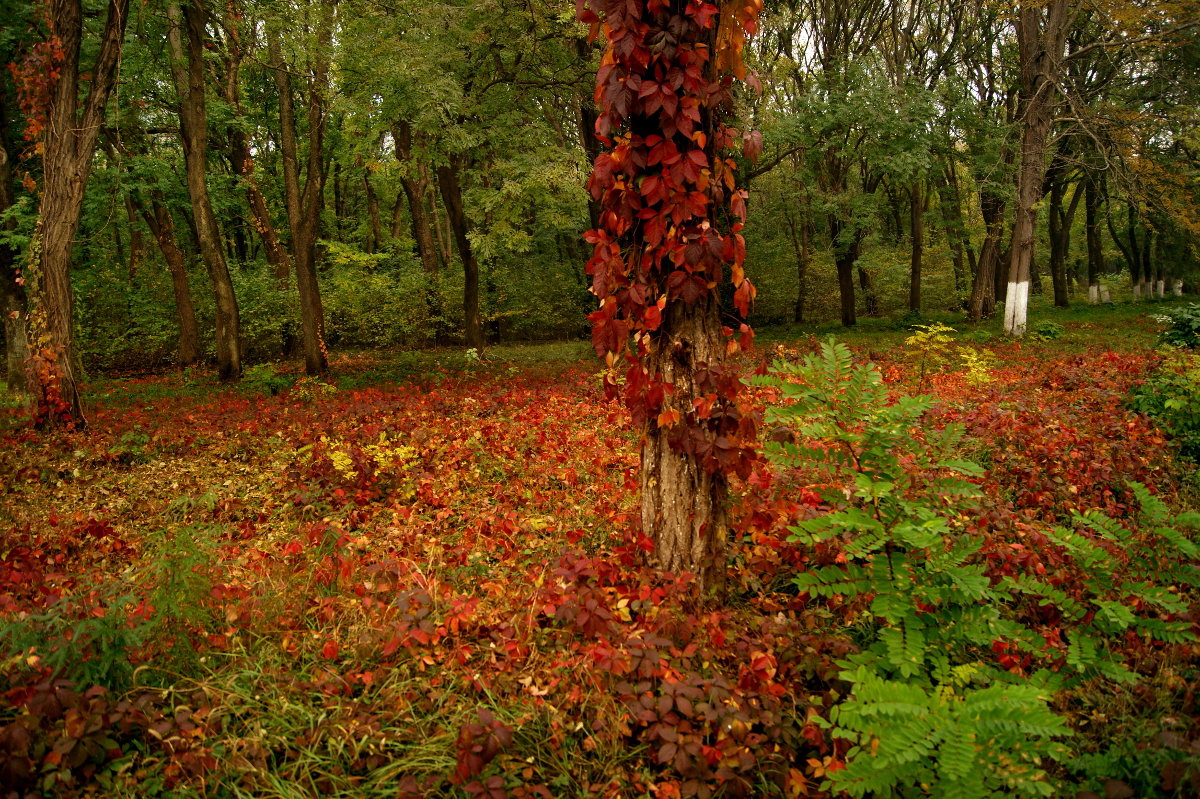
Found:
[1002,484,1200,685]
[108,427,152,465]
[0,524,220,691]
[1155,303,1200,349]
[320,247,433,349]
[242,363,293,396]
[904,322,957,389]
[829,667,1066,798]
[0,588,146,690]
[1128,351,1200,461]
[1029,321,1066,342]
[757,339,1200,798]
[756,339,1066,797]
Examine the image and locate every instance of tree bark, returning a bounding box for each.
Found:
[435,155,483,350]
[641,292,728,589]
[575,38,603,232]
[268,4,333,375]
[831,216,858,327]
[1084,176,1103,303]
[908,181,924,312]
[784,204,810,324]
[167,0,242,381]
[1003,0,1073,336]
[969,189,1005,321]
[1046,155,1083,308]
[124,195,144,277]
[938,162,972,295]
[135,194,200,365]
[215,4,291,283]
[393,121,440,278]
[364,172,381,253]
[27,0,131,426]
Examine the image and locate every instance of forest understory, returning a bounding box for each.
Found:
[2,300,1199,798]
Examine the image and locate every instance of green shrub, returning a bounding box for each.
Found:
[1128,351,1200,462]
[242,363,294,396]
[1030,321,1066,342]
[756,339,1200,798]
[755,340,1068,797]
[1155,303,1200,349]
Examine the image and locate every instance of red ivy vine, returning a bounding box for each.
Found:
[579,0,764,476]
[8,11,65,152]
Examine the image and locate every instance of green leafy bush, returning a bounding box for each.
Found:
[1128,351,1200,462]
[1155,303,1200,349]
[755,340,1068,797]
[756,340,1200,798]
[1030,321,1066,342]
[242,363,294,396]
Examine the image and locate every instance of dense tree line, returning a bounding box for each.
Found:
[0,0,1197,427]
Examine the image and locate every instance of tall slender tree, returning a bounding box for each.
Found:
[268,0,334,375]
[166,0,242,380]
[1003,0,1074,335]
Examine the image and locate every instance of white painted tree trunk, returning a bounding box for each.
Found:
[1004,280,1030,335]
[1100,285,1112,303]
[1157,279,1165,298]
[1132,283,1142,300]
[1088,284,1099,305]
[1174,280,1184,297]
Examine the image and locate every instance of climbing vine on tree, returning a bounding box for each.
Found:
[578,0,764,588]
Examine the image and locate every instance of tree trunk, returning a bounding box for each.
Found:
[268,6,332,375]
[215,6,291,283]
[1046,157,1083,309]
[784,205,810,324]
[364,172,381,253]
[641,292,728,588]
[434,202,454,269]
[1084,176,1103,303]
[575,38,603,232]
[26,0,130,426]
[436,155,483,350]
[0,276,26,393]
[858,265,877,316]
[230,129,290,280]
[1003,0,1072,336]
[124,195,144,276]
[908,181,924,312]
[393,122,440,277]
[134,193,200,365]
[168,0,241,381]
[1142,229,1154,298]
[970,189,1005,321]
[831,217,857,327]
[938,163,971,295]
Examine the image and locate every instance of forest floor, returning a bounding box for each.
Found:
[1,299,1199,798]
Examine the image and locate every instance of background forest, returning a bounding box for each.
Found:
[0,0,1197,392]
[4,2,1200,798]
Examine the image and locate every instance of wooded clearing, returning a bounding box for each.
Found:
[1,1,1199,797]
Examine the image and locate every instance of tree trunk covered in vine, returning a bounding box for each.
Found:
[640,293,728,588]
[26,0,130,426]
